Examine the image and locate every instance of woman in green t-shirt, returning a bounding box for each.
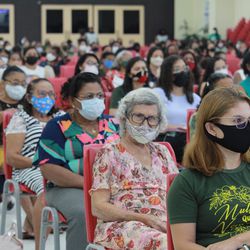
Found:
[168,87,250,250]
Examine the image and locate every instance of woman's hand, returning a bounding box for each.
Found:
[139,214,166,233]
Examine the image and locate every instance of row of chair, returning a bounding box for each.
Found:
[0,110,178,250]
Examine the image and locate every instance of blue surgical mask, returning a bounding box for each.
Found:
[103,59,113,69]
[31,95,55,115]
[76,98,105,121]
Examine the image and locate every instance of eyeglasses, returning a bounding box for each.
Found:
[172,65,189,74]
[129,113,161,127]
[77,93,104,100]
[5,80,28,88]
[35,90,55,98]
[209,116,250,129]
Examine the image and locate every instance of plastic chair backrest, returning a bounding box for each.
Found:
[104,92,112,115]
[83,144,103,243]
[60,65,75,78]
[186,109,197,144]
[166,173,178,250]
[3,110,15,179]
[48,77,68,109]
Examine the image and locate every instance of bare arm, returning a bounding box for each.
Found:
[91,189,166,232]
[171,223,206,250]
[207,231,250,250]
[41,163,83,189]
[6,133,33,169]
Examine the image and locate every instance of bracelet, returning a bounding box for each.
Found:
[242,244,249,250]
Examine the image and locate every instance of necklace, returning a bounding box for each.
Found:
[72,112,99,135]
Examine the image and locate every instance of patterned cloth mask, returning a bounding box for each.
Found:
[31,95,55,115]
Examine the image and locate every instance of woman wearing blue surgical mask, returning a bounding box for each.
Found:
[32,72,119,250]
[0,66,26,212]
[6,78,62,244]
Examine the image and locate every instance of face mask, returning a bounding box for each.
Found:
[186,61,196,71]
[31,95,55,115]
[173,71,189,87]
[77,98,105,121]
[112,46,119,54]
[0,56,8,65]
[5,84,26,101]
[5,45,12,52]
[46,53,56,62]
[36,47,43,54]
[79,44,90,53]
[126,120,159,144]
[103,59,113,69]
[132,70,148,84]
[214,68,228,75]
[204,122,250,153]
[26,56,39,65]
[82,64,99,75]
[150,56,163,67]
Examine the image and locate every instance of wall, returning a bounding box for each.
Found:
[0,0,174,45]
[174,0,250,39]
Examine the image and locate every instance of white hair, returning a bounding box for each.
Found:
[116,88,167,136]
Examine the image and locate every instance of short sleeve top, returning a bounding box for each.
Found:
[33,113,119,176]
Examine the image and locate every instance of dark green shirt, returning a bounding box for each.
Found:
[240,76,250,97]
[168,162,250,247]
[110,86,126,109]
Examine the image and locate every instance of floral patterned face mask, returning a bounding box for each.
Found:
[31,95,55,115]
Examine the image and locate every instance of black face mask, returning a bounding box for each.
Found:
[173,71,189,87]
[26,56,39,65]
[205,122,250,153]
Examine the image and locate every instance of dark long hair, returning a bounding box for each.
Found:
[122,56,148,94]
[74,53,100,75]
[61,72,101,100]
[22,78,58,116]
[157,55,194,104]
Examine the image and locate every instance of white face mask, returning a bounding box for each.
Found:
[82,64,99,75]
[0,56,8,65]
[5,84,26,101]
[46,53,56,62]
[126,120,159,144]
[150,56,163,67]
[214,68,228,75]
[112,46,119,54]
[77,98,105,121]
[79,44,90,53]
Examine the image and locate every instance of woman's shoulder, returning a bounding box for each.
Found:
[46,112,71,128]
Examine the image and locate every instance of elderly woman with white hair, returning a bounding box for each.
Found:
[90,88,179,249]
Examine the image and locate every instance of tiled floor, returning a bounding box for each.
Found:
[0,201,66,250]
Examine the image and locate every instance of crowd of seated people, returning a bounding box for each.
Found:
[0,33,249,250]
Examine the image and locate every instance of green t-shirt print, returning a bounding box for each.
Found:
[167,162,250,247]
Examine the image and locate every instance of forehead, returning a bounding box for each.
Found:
[131,60,146,69]
[6,71,25,80]
[223,101,250,117]
[84,56,98,63]
[25,49,37,55]
[152,50,163,57]
[77,82,102,96]
[10,53,21,59]
[173,59,185,68]
[214,59,226,67]
[131,104,158,115]
[33,81,54,91]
